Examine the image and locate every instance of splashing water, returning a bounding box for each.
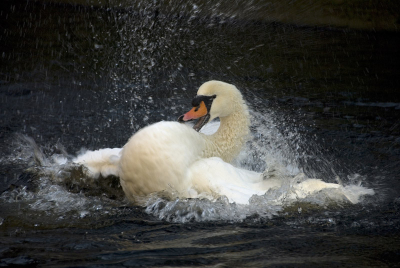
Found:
[141,108,374,222]
[0,106,374,223]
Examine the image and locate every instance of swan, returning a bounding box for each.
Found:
[118,80,253,202]
[74,80,374,205]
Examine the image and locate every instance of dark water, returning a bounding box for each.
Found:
[1,0,400,266]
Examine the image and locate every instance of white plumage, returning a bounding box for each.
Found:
[74,148,121,178]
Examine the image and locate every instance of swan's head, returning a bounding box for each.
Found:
[178,80,242,131]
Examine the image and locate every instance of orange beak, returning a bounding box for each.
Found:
[181,101,208,121]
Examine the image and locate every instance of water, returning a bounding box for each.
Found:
[1,0,400,266]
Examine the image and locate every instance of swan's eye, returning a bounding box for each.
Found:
[191,95,216,110]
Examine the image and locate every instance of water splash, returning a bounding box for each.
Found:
[0,104,375,224]
[0,135,126,225]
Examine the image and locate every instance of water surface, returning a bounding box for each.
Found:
[1,0,400,266]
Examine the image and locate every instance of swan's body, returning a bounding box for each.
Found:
[119,122,204,197]
[74,80,374,205]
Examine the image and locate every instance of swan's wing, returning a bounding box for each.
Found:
[189,157,279,204]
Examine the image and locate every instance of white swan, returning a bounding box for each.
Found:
[74,80,374,205]
[118,80,252,201]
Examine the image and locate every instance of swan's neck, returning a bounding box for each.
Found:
[203,103,250,163]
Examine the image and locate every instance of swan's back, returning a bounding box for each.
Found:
[119,121,205,200]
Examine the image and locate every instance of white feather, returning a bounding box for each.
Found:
[73,148,121,178]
